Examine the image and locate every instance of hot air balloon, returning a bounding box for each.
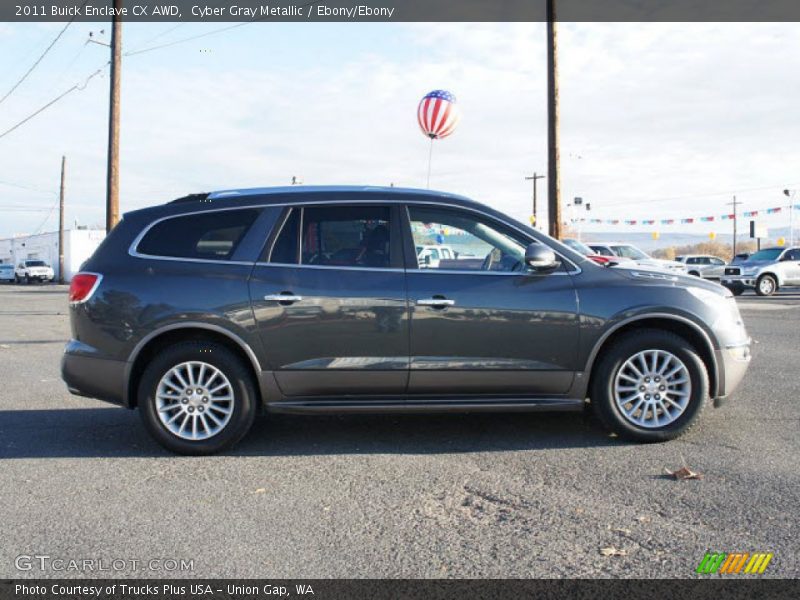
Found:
[417,90,460,187]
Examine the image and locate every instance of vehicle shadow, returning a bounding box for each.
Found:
[0,407,618,459]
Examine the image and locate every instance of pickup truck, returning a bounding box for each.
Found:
[15,259,55,283]
[721,246,800,296]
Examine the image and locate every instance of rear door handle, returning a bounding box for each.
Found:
[417,297,455,308]
[264,293,303,304]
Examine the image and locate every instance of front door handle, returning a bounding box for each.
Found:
[417,297,455,308]
[264,293,303,304]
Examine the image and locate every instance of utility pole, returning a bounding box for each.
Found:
[525,172,545,227]
[58,155,65,284]
[105,0,122,232]
[546,0,562,239]
[726,195,741,256]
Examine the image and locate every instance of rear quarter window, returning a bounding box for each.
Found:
[136,209,261,260]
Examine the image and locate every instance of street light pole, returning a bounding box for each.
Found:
[784,189,796,246]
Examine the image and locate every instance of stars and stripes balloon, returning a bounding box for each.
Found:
[417,90,460,140]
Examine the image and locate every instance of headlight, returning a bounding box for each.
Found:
[687,286,745,334]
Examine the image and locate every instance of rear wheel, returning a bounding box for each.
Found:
[138,341,257,455]
[755,274,777,296]
[591,329,708,442]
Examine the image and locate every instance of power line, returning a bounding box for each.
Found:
[0,2,88,107]
[31,196,61,234]
[0,179,56,195]
[125,0,321,57]
[0,64,108,142]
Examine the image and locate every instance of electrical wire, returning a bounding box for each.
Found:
[0,64,108,141]
[0,2,88,107]
[124,0,321,57]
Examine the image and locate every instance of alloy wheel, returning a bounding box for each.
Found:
[155,361,234,440]
[613,349,691,429]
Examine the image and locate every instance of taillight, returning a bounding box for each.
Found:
[69,273,102,304]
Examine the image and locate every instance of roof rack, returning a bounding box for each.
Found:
[168,193,210,204]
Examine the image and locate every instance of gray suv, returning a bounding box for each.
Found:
[62,186,751,454]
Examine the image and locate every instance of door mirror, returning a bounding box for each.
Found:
[525,243,559,271]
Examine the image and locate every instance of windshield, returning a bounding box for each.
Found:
[611,245,649,260]
[747,248,784,261]
[563,239,594,255]
[25,260,46,267]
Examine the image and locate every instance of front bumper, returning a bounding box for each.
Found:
[721,275,757,288]
[61,340,127,406]
[713,339,751,401]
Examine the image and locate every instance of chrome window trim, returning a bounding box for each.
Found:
[128,206,263,264]
[128,198,580,274]
[266,207,296,264]
[254,262,405,273]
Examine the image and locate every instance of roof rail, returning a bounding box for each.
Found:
[168,193,210,204]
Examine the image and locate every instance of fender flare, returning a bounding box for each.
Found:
[582,312,720,396]
[123,321,263,406]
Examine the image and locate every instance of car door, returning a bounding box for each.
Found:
[781,248,800,284]
[402,204,579,395]
[248,203,410,397]
[707,257,726,279]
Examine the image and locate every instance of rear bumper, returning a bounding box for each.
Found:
[713,339,751,400]
[61,340,127,407]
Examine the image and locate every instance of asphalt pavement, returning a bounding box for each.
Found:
[0,283,798,578]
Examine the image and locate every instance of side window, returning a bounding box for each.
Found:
[407,206,528,272]
[301,205,392,268]
[592,246,613,257]
[269,209,300,264]
[136,209,260,260]
[786,249,800,261]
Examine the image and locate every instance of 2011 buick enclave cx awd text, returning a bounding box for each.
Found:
[62,186,751,454]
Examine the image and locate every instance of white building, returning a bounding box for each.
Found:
[0,228,106,282]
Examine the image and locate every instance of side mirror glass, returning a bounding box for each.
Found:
[525,243,559,272]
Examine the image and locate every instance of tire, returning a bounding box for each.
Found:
[138,341,258,455]
[722,282,744,296]
[688,271,701,277]
[591,328,708,442]
[755,274,777,297]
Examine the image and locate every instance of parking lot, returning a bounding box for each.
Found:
[0,283,798,578]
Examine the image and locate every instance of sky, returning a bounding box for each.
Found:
[0,21,799,239]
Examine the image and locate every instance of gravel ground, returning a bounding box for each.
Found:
[0,284,798,578]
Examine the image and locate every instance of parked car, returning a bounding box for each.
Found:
[675,255,727,279]
[416,244,456,268]
[588,242,688,274]
[562,238,612,265]
[15,259,54,283]
[62,186,751,454]
[721,246,800,296]
[0,263,15,283]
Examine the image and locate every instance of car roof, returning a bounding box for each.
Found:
[125,185,481,219]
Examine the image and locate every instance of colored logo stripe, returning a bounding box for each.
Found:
[696,552,773,574]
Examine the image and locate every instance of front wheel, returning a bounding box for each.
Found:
[138,341,257,455]
[755,274,777,296]
[591,329,708,442]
